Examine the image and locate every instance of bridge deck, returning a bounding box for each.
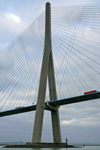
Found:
[0,92,100,117]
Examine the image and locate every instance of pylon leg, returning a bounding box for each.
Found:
[48,52,62,143]
[51,110,62,143]
[32,45,51,143]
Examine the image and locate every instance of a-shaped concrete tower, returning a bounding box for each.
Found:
[32,2,62,143]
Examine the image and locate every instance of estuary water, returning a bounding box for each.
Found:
[0,146,100,150]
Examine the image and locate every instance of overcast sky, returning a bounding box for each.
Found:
[0,0,100,144]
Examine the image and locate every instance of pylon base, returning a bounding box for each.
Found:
[4,143,83,148]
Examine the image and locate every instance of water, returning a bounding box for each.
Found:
[0,146,100,150]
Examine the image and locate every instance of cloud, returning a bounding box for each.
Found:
[9,14,20,23]
[61,119,76,125]
[61,117,100,127]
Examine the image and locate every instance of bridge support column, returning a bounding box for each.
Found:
[48,52,62,143]
[32,2,61,143]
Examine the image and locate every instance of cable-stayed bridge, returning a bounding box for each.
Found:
[0,2,100,144]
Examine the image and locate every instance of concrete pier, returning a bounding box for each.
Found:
[4,143,81,148]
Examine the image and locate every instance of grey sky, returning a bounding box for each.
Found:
[0,0,100,144]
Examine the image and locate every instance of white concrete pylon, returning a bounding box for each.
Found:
[32,2,61,143]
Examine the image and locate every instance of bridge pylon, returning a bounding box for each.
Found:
[32,2,62,143]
